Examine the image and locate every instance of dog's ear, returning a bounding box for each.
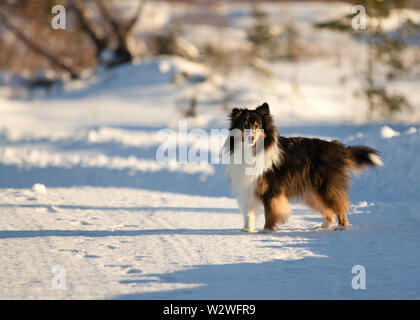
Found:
[230,108,244,120]
[256,102,270,117]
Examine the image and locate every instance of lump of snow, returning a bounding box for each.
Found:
[381,126,400,139]
[357,201,368,208]
[406,127,417,134]
[32,183,46,193]
[159,61,171,74]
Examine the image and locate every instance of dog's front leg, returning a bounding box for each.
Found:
[241,204,257,233]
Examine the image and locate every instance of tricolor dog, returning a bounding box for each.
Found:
[225,103,382,232]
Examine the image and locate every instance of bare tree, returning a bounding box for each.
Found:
[70,0,147,68]
[70,0,109,57]
[0,6,79,78]
[0,0,147,80]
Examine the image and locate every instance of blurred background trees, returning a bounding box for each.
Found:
[0,0,419,120]
[316,0,420,119]
[0,0,147,79]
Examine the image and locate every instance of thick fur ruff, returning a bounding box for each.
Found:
[226,103,383,232]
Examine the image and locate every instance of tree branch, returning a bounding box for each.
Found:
[95,0,145,66]
[70,0,109,56]
[96,0,125,38]
[96,0,146,38]
[126,0,147,33]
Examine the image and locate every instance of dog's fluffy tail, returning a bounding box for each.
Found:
[347,145,383,172]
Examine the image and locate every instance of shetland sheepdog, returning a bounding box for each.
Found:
[224,102,383,232]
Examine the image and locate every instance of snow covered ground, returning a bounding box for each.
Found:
[0,2,419,299]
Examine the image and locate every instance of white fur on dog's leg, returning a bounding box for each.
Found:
[258,228,275,234]
[242,208,256,233]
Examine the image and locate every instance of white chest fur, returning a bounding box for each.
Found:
[225,136,282,231]
[227,161,260,212]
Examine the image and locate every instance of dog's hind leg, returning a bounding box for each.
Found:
[324,193,349,230]
[260,194,290,233]
[303,191,336,229]
[333,204,349,231]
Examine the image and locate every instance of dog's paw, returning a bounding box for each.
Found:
[314,224,332,230]
[257,228,275,234]
[241,227,256,233]
[333,225,347,231]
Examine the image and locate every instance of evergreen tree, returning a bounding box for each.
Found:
[247,6,280,61]
[315,0,418,119]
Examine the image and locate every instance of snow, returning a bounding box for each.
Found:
[1,186,418,299]
[406,126,417,134]
[32,183,46,194]
[0,2,419,300]
[381,126,401,138]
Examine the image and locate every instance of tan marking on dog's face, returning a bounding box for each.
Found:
[231,110,264,146]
